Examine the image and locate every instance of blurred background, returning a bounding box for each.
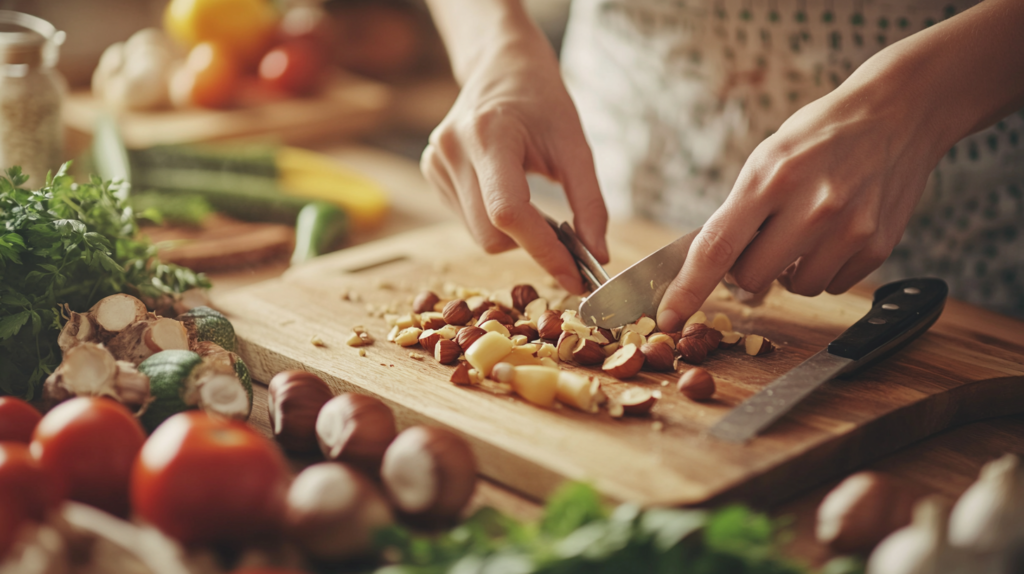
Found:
[0,0,570,284]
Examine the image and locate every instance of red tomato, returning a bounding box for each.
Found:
[0,443,60,558]
[170,42,241,108]
[258,39,325,95]
[0,397,42,443]
[30,398,145,518]
[131,411,291,546]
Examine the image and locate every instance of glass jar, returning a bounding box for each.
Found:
[0,11,65,186]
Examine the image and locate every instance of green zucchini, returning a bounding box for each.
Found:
[178,306,236,352]
[291,201,348,265]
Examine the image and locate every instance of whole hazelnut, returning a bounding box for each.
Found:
[511,284,540,312]
[683,323,723,349]
[677,368,715,400]
[640,342,675,371]
[380,426,477,526]
[676,337,708,364]
[477,308,513,328]
[412,291,441,314]
[536,310,563,340]
[442,300,473,325]
[454,326,486,352]
[267,370,335,454]
[508,323,539,341]
[316,394,397,475]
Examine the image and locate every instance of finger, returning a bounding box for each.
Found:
[474,148,586,294]
[826,243,893,294]
[781,234,866,297]
[434,136,518,254]
[420,144,463,215]
[728,210,822,295]
[656,198,766,331]
[555,135,609,264]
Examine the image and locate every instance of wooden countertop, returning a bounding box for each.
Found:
[209,143,1024,568]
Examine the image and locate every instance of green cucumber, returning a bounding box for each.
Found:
[291,201,348,265]
[179,306,236,352]
[138,348,251,432]
[137,350,204,432]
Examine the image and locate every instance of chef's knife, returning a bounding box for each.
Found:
[707,277,948,443]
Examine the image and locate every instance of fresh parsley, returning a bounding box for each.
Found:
[373,483,866,574]
[0,164,209,399]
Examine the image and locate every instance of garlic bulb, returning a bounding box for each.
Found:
[866,496,967,574]
[948,454,1024,554]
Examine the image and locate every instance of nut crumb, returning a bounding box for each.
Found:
[408,352,424,360]
[652,421,664,432]
[358,349,367,357]
[310,335,326,347]
[660,380,669,387]
[374,279,394,290]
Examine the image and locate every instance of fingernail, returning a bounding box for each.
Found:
[657,309,680,332]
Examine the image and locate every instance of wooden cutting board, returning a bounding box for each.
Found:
[212,223,1024,507]
[62,71,391,148]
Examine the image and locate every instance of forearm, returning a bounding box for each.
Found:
[845,0,1024,155]
[424,0,547,85]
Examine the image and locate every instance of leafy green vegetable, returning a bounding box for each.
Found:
[371,483,854,574]
[0,164,209,399]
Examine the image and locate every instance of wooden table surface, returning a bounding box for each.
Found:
[209,143,1024,568]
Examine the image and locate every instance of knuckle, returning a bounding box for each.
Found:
[806,192,845,225]
[729,268,768,294]
[693,228,735,268]
[479,233,514,254]
[787,277,825,297]
[486,200,523,230]
[845,215,878,244]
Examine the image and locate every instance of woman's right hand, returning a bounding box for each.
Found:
[420,15,608,294]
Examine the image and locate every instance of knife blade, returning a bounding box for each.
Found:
[708,277,948,443]
[577,228,701,329]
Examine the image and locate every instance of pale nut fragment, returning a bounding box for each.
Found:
[509,334,529,346]
[602,342,620,357]
[586,327,609,346]
[556,372,606,413]
[538,357,559,369]
[684,311,707,328]
[524,297,548,322]
[464,331,514,376]
[510,365,560,408]
[745,334,775,356]
[420,312,446,331]
[536,342,557,360]
[634,316,657,336]
[394,327,423,348]
[640,342,675,372]
[556,332,579,362]
[718,331,744,349]
[711,312,733,333]
[346,329,374,347]
[620,330,645,349]
[647,333,674,347]
[571,338,605,366]
[436,324,459,340]
[677,368,715,400]
[386,325,400,343]
[602,343,645,379]
[395,313,419,330]
[478,320,510,338]
[616,387,659,416]
[491,362,516,384]
[434,339,461,365]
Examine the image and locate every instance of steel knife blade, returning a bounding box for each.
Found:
[708,278,949,443]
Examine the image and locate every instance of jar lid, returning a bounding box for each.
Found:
[0,11,64,67]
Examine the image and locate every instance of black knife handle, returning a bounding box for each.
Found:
[828,278,948,377]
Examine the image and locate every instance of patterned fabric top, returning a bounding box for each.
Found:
[560,0,1024,317]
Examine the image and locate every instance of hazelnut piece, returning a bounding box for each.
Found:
[676,337,708,364]
[454,326,486,352]
[745,334,775,356]
[442,300,473,325]
[556,332,579,362]
[536,310,563,341]
[450,362,472,385]
[511,284,540,312]
[477,308,513,328]
[413,291,441,314]
[616,388,659,416]
[267,370,334,454]
[677,368,715,400]
[718,331,744,350]
[434,339,461,365]
[418,330,441,354]
[571,338,605,366]
[640,342,675,372]
[682,323,723,349]
[602,343,645,379]
[316,393,397,475]
[381,426,477,526]
[508,323,539,341]
[285,462,393,560]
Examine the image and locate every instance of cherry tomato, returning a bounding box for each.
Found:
[30,398,145,518]
[170,42,241,108]
[0,397,42,443]
[131,411,291,546]
[0,443,60,558]
[258,39,325,96]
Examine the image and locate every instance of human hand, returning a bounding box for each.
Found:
[656,76,948,331]
[420,33,608,294]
